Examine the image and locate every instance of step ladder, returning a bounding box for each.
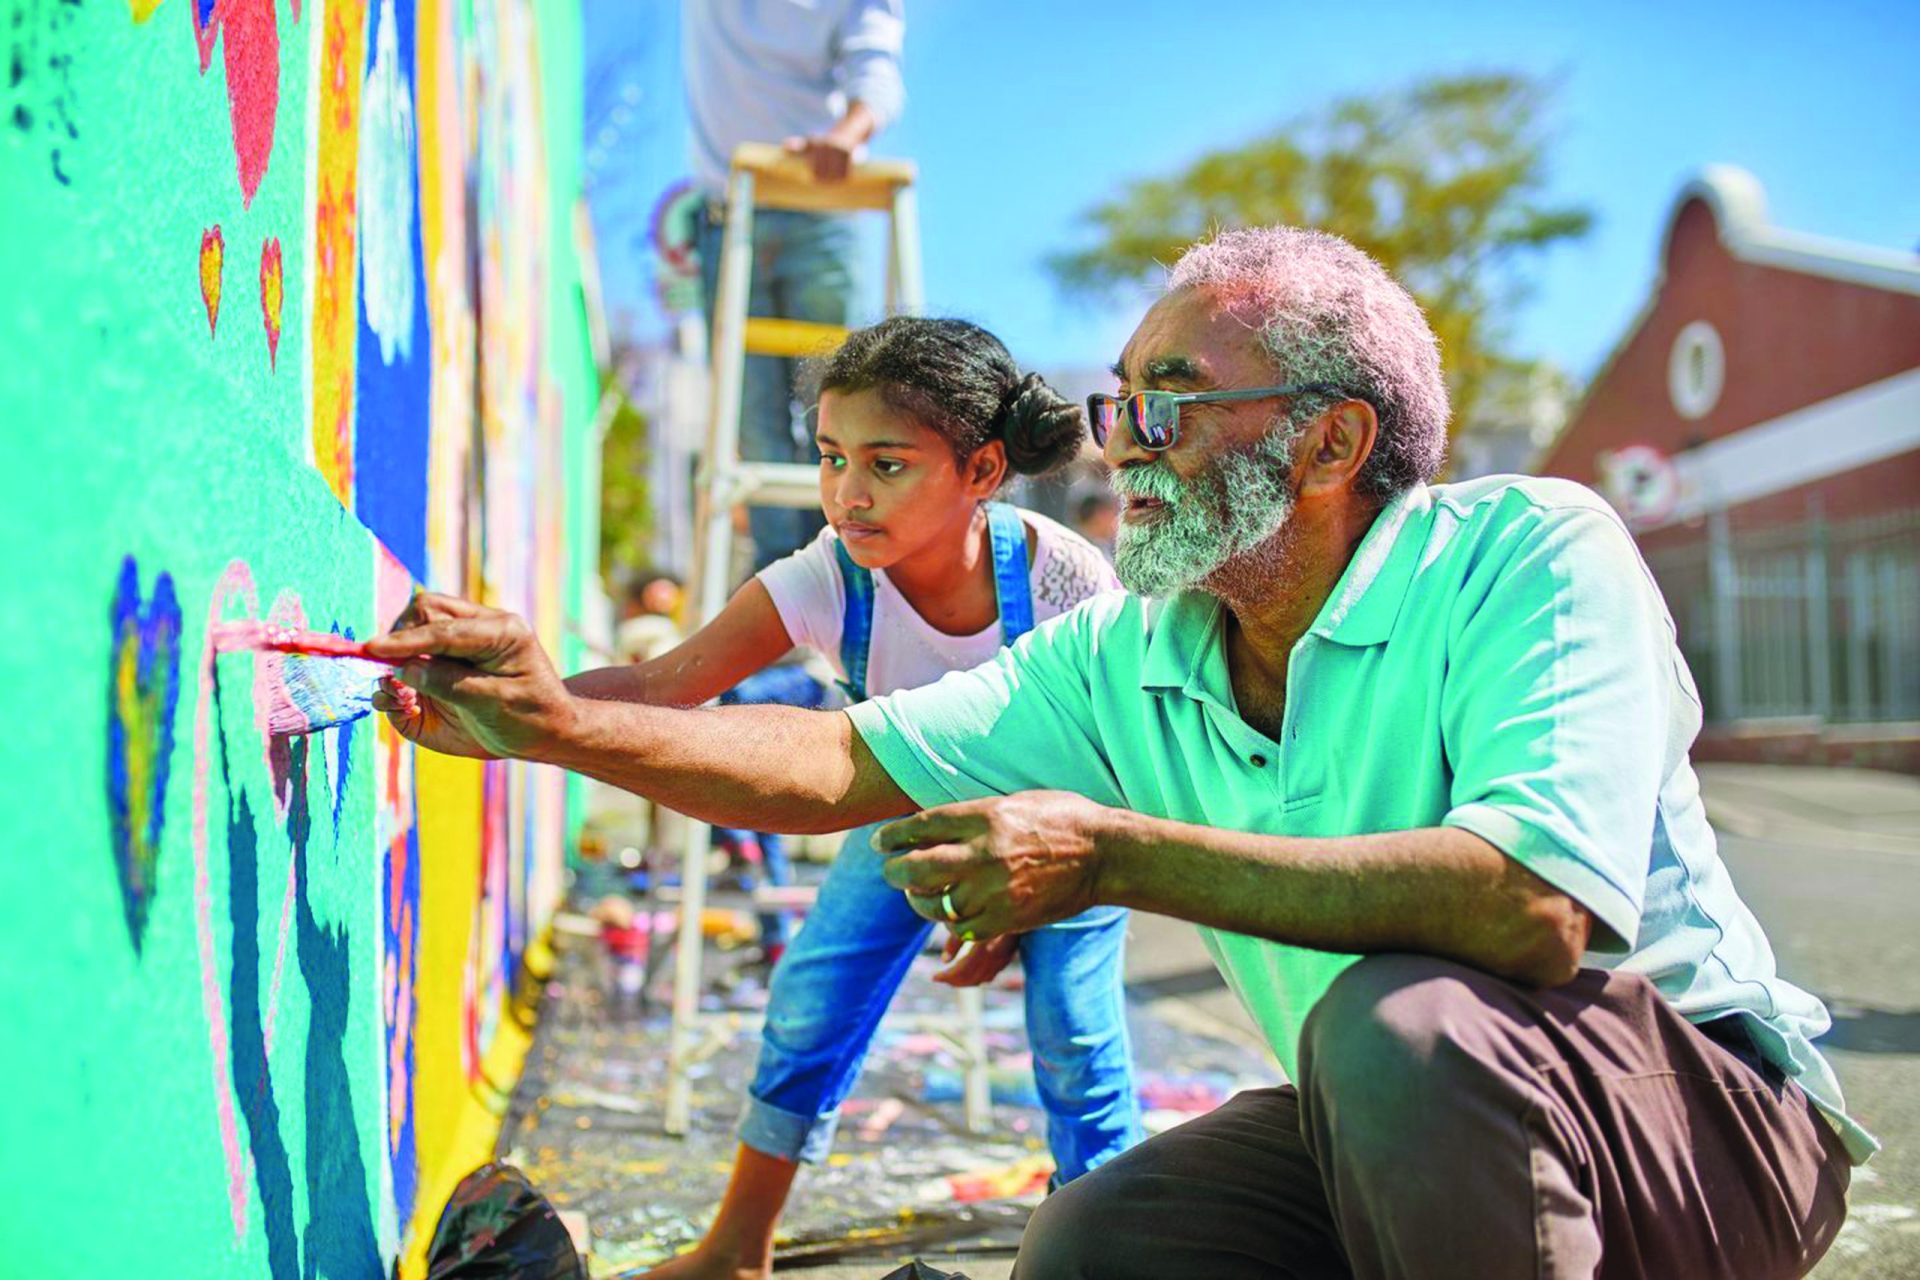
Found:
[664,141,993,1139]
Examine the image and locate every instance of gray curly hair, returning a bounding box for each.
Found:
[1167,226,1450,498]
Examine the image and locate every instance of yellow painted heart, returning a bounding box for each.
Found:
[200,225,223,336]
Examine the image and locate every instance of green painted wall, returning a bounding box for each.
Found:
[0,0,596,1272]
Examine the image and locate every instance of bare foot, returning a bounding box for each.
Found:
[639,1243,771,1280]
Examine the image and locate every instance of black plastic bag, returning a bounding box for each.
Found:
[424,1161,588,1279]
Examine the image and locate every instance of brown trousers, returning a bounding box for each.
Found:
[1013,955,1851,1279]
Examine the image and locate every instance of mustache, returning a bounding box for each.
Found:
[1108,464,1187,506]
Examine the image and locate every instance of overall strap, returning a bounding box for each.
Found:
[834,503,1032,703]
[986,502,1035,644]
[832,536,877,703]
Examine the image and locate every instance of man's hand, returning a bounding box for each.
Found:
[782,101,876,183]
[876,791,1114,939]
[932,931,1020,988]
[782,131,856,182]
[364,592,577,761]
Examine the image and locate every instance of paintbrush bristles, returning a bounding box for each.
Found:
[266,655,389,735]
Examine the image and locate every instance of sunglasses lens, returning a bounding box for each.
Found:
[1132,394,1177,448]
[1085,396,1108,444]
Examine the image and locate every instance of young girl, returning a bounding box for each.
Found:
[571,317,1139,1279]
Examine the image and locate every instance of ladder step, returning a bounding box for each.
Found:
[730,141,917,215]
[743,317,850,359]
[724,461,822,510]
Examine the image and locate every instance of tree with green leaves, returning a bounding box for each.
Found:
[598,361,655,588]
[1048,72,1592,434]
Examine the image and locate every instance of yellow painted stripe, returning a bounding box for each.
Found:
[396,1001,537,1280]
[743,317,849,359]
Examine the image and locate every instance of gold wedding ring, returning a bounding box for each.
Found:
[940,887,961,925]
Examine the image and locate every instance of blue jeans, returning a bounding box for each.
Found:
[740,822,1142,1182]
[698,205,863,571]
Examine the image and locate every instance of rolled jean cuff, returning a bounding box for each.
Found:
[739,1092,841,1165]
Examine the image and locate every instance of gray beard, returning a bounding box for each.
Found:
[1110,426,1302,598]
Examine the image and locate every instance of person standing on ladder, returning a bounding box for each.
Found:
[568,318,1143,1280]
[685,0,906,571]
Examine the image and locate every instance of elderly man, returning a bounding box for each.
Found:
[369,227,1871,1278]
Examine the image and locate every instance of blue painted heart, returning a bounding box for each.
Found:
[107,556,184,952]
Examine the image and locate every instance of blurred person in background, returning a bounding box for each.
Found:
[1072,487,1120,562]
[615,570,685,665]
[685,0,905,570]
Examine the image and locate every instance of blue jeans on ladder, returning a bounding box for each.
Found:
[739,822,1142,1182]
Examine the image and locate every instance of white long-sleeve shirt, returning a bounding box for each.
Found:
[684,0,906,197]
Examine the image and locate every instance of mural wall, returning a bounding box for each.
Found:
[0,0,596,1274]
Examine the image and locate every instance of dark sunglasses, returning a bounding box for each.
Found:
[1085,382,1353,451]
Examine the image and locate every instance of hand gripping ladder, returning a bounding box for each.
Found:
[664,141,992,1138]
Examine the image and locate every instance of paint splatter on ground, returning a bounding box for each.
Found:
[499,872,1275,1276]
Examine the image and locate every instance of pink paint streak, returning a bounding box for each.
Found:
[193,561,256,1242]
[212,620,388,662]
[256,595,306,1047]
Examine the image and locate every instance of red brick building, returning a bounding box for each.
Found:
[1538,166,1920,770]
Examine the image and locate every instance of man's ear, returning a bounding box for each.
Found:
[967,440,1010,497]
[1297,399,1378,499]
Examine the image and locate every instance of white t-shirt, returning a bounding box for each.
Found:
[757,508,1121,698]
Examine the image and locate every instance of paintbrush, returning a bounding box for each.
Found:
[265,653,398,735]
[215,622,404,664]
[213,622,417,735]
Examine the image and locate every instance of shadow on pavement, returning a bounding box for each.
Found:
[1815,999,1920,1054]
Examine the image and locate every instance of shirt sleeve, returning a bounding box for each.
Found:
[1438,504,1690,954]
[832,0,906,132]
[755,529,847,671]
[847,596,1127,811]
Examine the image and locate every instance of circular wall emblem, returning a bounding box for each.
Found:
[1596,443,1681,529]
[1668,320,1725,420]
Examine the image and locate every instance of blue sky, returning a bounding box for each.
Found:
[584,0,1919,387]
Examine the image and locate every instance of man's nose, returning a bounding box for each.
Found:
[1102,415,1157,469]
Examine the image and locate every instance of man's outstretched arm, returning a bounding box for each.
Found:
[364,593,913,834]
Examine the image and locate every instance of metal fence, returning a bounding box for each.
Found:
[1643,505,1920,725]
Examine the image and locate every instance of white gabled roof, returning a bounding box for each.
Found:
[1667,165,1920,297]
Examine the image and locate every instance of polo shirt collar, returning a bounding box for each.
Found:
[1140,591,1226,693]
[1307,481,1430,648]
[1137,482,1432,692]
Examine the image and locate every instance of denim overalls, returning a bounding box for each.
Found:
[738,504,1142,1180]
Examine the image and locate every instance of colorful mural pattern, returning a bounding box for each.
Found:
[0,0,593,1275]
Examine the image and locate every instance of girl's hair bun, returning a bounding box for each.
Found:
[813,317,1086,487]
[997,371,1086,477]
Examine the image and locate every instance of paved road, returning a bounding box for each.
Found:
[1719,828,1920,1276]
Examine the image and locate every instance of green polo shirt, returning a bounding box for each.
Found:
[848,474,1873,1162]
